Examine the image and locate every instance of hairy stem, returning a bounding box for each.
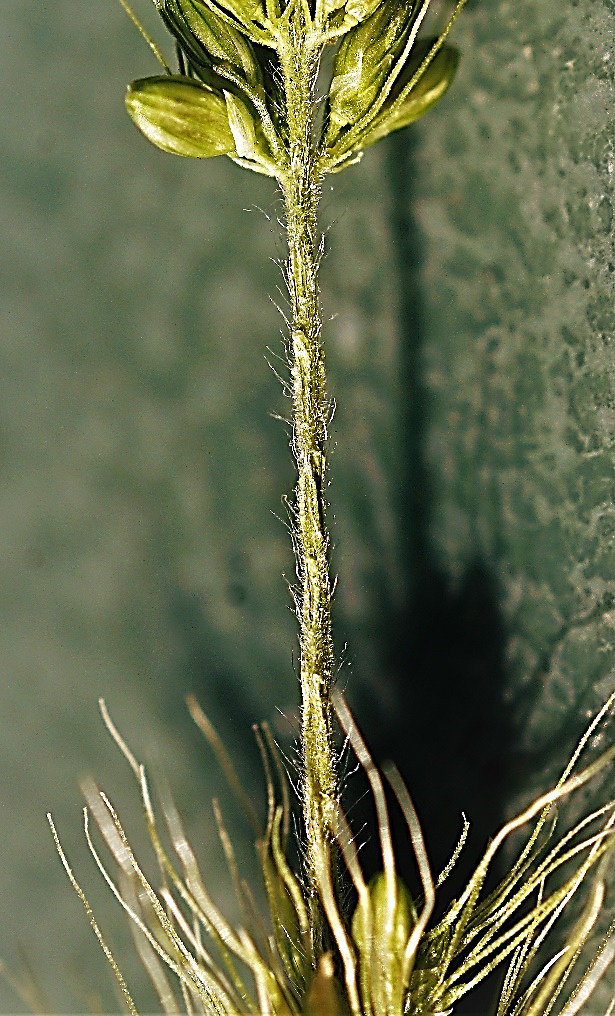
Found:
[278,18,337,949]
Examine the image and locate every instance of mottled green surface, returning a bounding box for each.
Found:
[0,0,613,1011]
[417,0,615,732]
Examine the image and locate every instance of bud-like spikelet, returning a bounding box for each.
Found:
[125,75,237,157]
[326,0,419,137]
[158,0,264,86]
[355,40,459,150]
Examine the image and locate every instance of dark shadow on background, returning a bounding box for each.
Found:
[349,130,515,1015]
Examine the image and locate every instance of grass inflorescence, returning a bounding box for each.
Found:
[32,0,615,1012]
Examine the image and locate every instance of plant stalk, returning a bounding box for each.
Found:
[278,21,337,947]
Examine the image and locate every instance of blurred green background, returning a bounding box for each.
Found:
[0,0,614,1011]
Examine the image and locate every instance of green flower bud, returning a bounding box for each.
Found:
[125,75,236,157]
[352,871,416,956]
[327,0,414,136]
[361,41,459,147]
[324,39,459,168]
[351,872,417,1015]
[159,0,263,87]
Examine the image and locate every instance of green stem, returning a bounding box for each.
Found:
[278,20,337,949]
